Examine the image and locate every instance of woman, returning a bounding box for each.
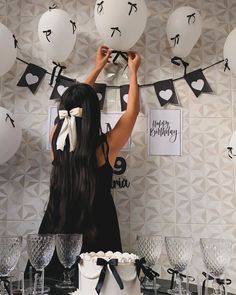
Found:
[38,45,141,279]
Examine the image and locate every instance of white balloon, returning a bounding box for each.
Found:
[223,28,236,76]
[38,9,76,62]
[0,107,22,165]
[0,23,17,76]
[166,6,202,58]
[94,0,147,51]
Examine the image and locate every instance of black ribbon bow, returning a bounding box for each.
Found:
[167,268,195,290]
[171,56,189,76]
[202,272,231,295]
[0,276,11,295]
[135,258,160,286]
[50,62,66,86]
[49,4,57,10]
[95,258,124,295]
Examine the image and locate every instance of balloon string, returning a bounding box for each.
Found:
[15,57,226,89]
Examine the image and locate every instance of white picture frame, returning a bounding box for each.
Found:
[148,109,182,156]
[101,112,130,151]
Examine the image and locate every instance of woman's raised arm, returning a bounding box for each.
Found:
[84,45,112,86]
[106,51,141,166]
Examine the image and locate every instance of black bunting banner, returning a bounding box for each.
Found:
[50,75,76,100]
[17,63,47,94]
[184,68,213,97]
[154,79,179,107]
[94,83,106,110]
[120,84,130,111]
[15,56,225,108]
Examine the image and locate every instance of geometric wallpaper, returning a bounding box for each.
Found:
[1,0,236,291]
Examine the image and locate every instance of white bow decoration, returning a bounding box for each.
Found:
[56,107,83,152]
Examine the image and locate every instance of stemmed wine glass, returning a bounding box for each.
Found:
[165,236,193,295]
[55,234,83,290]
[27,234,55,295]
[200,238,232,295]
[137,235,163,292]
[0,236,22,294]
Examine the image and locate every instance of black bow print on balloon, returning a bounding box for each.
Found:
[128,2,138,15]
[170,34,180,47]
[227,146,236,158]
[187,13,196,24]
[202,272,231,295]
[70,20,77,34]
[224,59,230,72]
[95,258,124,294]
[167,268,195,290]
[110,27,122,38]
[5,113,15,128]
[135,258,160,287]
[97,1,104,14]
[0,276,11,295]
[13,34,19,48]
[43,29,52,42]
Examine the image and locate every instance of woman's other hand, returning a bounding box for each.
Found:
[128,51,141,75]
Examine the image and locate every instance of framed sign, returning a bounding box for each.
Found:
[47,108,130,151]
[101,112,130,151]
[46,106,58,150]
[148,109,182,156]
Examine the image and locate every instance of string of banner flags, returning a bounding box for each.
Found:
[16,56,227,111]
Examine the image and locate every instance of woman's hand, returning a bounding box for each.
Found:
[128,51,141,75]
[84,45,112,86]
[95,45,112,71]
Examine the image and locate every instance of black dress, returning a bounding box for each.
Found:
[30,137,122,280]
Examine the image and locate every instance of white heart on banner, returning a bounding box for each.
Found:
[25,73,39,85]
[97,93,103,101]
[57,85,68,96]
[191,79,204,91]
[123,94,129,103]
[159,89,173,101]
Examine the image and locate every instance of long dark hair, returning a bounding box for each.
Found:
[46,83,102,239]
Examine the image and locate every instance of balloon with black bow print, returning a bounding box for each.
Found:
[223,27,236,76]
[38,8,76,62]
[94,0,147,51]
[166,6,202,58]
[0,23,17,76]
[0,107,22,165]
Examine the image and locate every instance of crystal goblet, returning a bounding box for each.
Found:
[55,234,83,290]
[0,236,22,295]
[27,234,55,295]
[137,235,163,292]
[165,236,193,295]
[200,238,232,295]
